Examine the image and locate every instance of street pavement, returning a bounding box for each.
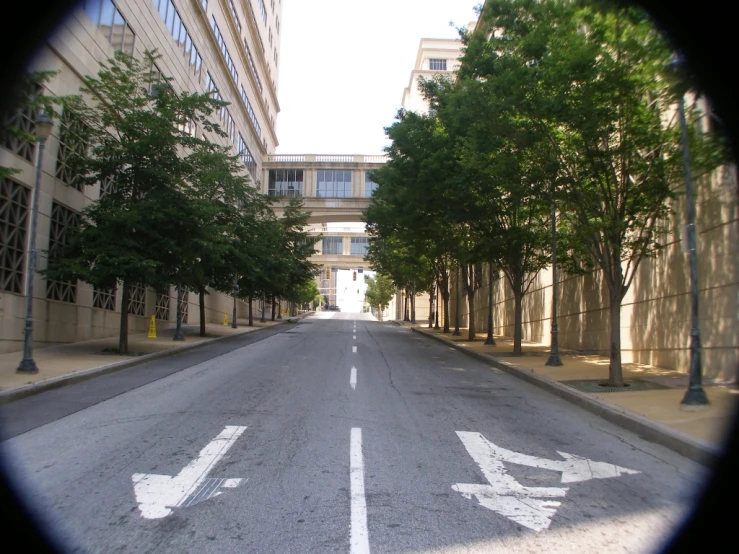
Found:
[0,312,706,553]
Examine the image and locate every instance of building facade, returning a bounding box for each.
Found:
[0,0,283,353]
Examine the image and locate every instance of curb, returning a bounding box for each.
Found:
[0,313,312,405]
[407,326,720,466]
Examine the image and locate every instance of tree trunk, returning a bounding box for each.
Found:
[119,280,129,355]
[428,293,433,329]
[199,285,207,337]
[441,285,450,333]
[248,296,253,326]
[410,284,416,324]
[462,265,476,340]
[403,291,410,321]
[608,290,625,386]
[513,287,523,355]
[271,295,276,321]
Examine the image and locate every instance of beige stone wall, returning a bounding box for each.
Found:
[448,164,738,381]
[1,1,276,353]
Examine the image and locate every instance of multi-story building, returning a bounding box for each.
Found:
[0,0,283,353]
[401,38,463,114]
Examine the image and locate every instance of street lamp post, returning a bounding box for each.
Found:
[546,195,563,366]
[671,55,709,408]
[232,276,238,329]
[17,112,53,374]
[453,264,461,336]
[434,282,440,330]
[260,292,266,323]
[485,262,496,346]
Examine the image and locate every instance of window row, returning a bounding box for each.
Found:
[350,238,369,256]
[322,237,342,256]
[228,0,242,34]
[83,0,136,56]
[256,0,267,24]
[268,169,303,197]
[429,58,447,71]
[317,170,352,198]
[243,40,263,94]
[238,134,257,180]
[240,86,262,138]
[212,16,239,85]
[152,0,202,77]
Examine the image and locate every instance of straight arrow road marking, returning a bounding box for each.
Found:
[132,425,247,519]
[350,366,357,390]
[350,428,370,554]
[453,431,639,532]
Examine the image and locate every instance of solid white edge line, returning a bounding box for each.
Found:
[350,428,370,554]
[350,366,357,390]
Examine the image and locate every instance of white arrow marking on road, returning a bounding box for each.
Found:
[132,425,247,519]
[350,428,370,554]
[453,431,639,532]
[353,346,357,353]
[350,366,357,390]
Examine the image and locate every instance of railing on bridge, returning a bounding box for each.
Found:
[266,154,388,164]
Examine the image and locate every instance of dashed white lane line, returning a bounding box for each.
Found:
[353,335,357,340]
[350,366,357,390]
[353,346,357,353]
[350,428,370,554]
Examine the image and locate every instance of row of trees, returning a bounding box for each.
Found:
[364,0,725,385]
[41,51,318,353]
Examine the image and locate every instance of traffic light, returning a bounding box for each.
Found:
[325,267,330,280]
[353,271,357,281]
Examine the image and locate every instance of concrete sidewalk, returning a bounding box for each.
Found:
[395,320,738,465]
[0,315,308,403]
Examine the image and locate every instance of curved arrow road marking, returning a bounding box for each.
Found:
[453,431,640,532]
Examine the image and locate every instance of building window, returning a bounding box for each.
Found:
[83,0,136,55]
[200,0,208,10]
[429,59,447,71]
[350,238,369,256]
[224,108,236,144]
[0,178,30,294]
[365,172,379,197]
[244,40,263,93]
[1,82,43,164]
[268,169,303,197]
[128,282,146,316]
[212,16,239,85]
[238,134,257,180]
[179,289,189,323]
[276,15,279,34]
[98,175,116,200]
[317,170,352,198]
[322,237,343,256]
[152,1,201,77]
[156,291,170,320]
[256,0,267,23]
[46,202,79,304]
[269,27,272,47]
[227,0,242,34]
[240,86,262,138]
[55,109,88,192]
[93,286,116,310]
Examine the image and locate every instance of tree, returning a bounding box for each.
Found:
[474,0,723,383]
[364,274,395,321]
[43,51,225,353]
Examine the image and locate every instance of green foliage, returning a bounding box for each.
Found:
[364,274,395,314]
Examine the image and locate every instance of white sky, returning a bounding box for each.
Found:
[275,0,481,155]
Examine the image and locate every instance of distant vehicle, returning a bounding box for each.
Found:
[328,305,341,311]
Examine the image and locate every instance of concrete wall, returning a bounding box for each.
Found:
[447,165,738,382]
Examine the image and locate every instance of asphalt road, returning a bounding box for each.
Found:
[0,313,705,553]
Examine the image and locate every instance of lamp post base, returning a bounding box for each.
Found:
[680,387,710,410]
[16,358,39,374]
[545,353,563,367]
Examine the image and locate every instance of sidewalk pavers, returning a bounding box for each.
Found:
[395,321,738,465]
[0,315,309,403]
